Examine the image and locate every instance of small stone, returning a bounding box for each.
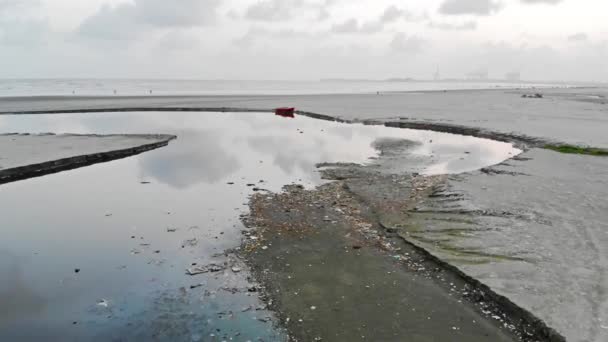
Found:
[97,299,109,308]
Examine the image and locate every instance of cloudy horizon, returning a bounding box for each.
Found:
[1,0,607,82]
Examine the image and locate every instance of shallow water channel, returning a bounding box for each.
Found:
[0,112,519,341]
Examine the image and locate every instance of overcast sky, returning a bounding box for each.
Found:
[1,0,606,81]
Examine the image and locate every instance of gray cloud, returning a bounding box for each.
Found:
[0,0,48,45]
[78,0,221,39]
[568,33,588,42]
[317,7,331,21]
[331,18,384,34]
[234,26,319,47]
[243,0,332,22]
[381,5,405,23]
[1,0,607,82]
[428,21,477,31]
[245,0,299,21]
[0,18,49,45]
[331,6,428,35]
[521,0,562,4]
[390,33,426,54]
[331,18,358,33]
[439,0,503,16]
[136,0,221,27]
[0,0,19,11]
[380,5,429,23]
[157,30,201,50]
[0,0,39,11]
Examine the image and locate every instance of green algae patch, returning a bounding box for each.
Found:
[406,231,529,264]
[544,144,608,156]
[393,210,531,265]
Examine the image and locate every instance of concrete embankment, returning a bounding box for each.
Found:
[0,133,176,184]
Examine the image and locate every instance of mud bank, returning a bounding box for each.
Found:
[241,156,565,341]
[0,133,176,184]
[422,149,608,342]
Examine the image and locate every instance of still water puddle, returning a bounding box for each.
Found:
[0,112,519,341]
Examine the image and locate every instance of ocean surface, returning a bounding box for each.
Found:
[0,79,563,97]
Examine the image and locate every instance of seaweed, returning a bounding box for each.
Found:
[543,144,608,156]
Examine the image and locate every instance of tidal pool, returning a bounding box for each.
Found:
[0,112,520,341]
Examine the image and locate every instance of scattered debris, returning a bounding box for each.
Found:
[181,238,199,248]
[147,259,165,266]
[521,93,543,99]
[221,287,240,294]
[97,299,110,308]
[186,263,226,275]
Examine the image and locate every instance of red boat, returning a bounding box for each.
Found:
[275,107,295,118]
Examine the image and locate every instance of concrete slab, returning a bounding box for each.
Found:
[0,133,175,184]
